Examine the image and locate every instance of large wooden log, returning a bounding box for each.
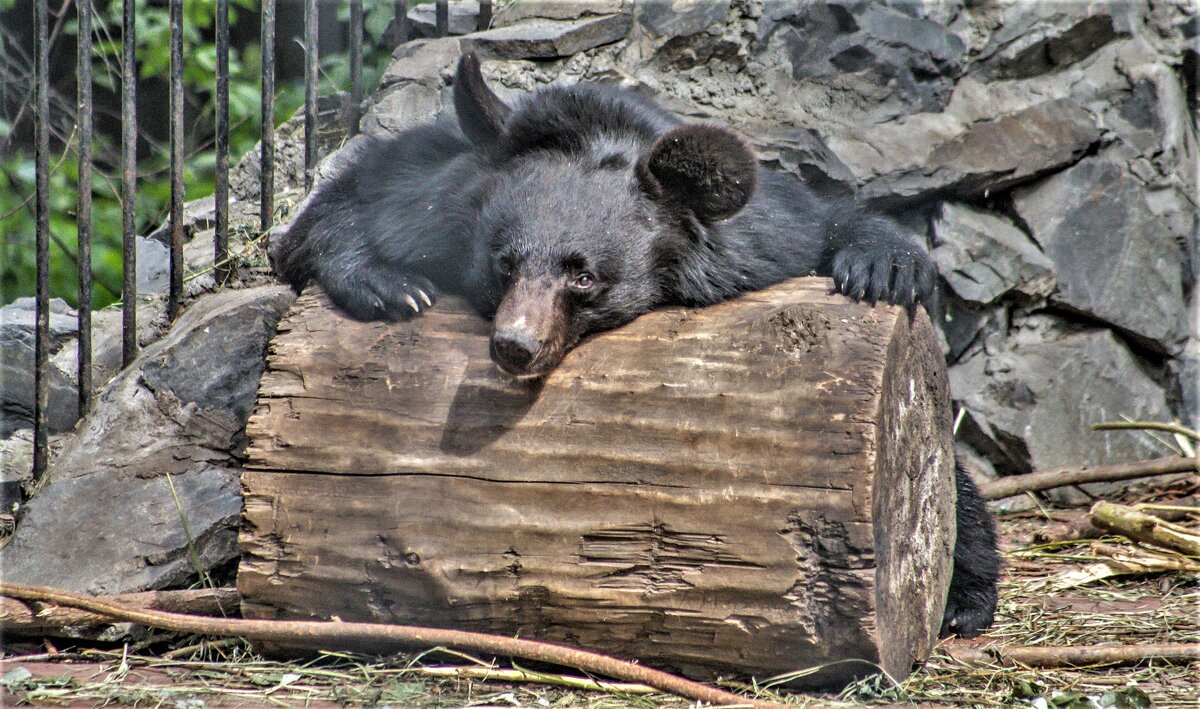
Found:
[238,278,956,685]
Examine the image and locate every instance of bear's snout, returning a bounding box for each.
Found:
[490,276,570,378]
[491,328,540,374]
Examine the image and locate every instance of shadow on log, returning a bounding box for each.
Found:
[237,277,955,686]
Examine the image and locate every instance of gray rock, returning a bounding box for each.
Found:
[936,293,1006,363]
[950,330,1174,480]
[407,0,482,37]
[750,127,857,190]
[932,203,1056,305]
[145,195,218,244]
[136,236,171,294]
[1013,156,1184,353]
[0,286,295,594]
[361,83,448,139]
[0,465,240,594]
[493,0,627,28]
[974,3,1136,79]
[0,338,79,436]
[766,0,965,114]
[835,98,1102,200]
[637,0,729,38]
[367,40,463,139]
[0,431,33,510]
[465,14,633,59]
[0,297,77,350]
[380,38,463,89]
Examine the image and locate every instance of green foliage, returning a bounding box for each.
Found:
[2,0,390,309]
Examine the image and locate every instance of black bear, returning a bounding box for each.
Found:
[273,51,999,638]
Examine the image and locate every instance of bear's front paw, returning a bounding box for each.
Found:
[831,246,935,307]
[326,268,438,322]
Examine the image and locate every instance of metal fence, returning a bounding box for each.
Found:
[27,0,493,486]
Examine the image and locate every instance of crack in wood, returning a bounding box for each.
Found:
[579,522,764,593]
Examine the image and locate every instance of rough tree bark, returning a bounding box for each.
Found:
[237,278,956,685]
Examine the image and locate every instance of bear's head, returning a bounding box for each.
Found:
[454,51,759,378]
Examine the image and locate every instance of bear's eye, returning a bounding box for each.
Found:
[571,272,596,291]
[496,254,516,277]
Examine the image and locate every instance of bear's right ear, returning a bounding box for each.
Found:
[640,124,757,223]
[454,50,511,147]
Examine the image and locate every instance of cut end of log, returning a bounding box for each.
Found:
[238,278,956,685]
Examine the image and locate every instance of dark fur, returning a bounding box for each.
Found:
[273,52,998,637]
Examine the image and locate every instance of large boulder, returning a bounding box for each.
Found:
[1013,156,1184,354]
[0,286,295,594]
[951,330,1175,481]
[0,298,80,436]
[932,203,1056,306]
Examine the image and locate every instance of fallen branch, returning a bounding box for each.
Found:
[1092,421,1200,443]
[1032,500,1199,545]
[945,642,1200,668]
[980,456,1198,500]
[416,665,658,695]
[0,582,777,709]
[1089,501,1200,556]
[0,587,240,637]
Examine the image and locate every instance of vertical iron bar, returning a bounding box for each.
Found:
[260,0,275,231]
[349,0,362,136]
[32,0,50,485]
[435,0,448,37]
[215,0,230,281]
[121,0,137,367]
[304,0,318,191]
[393,0,408,45]
[168,0,184,319]
[77,0,94,414]
[478,0,492,31]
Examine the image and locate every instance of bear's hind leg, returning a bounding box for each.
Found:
[941,463,1001,637]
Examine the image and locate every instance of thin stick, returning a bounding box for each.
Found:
[979,456,1198,500]
[0,582,776,709]
[1089,501,1200,556]
[1,587,239,635]
[1092,421,1200,443]
[946,642,1200,668]
[416,665,658,695]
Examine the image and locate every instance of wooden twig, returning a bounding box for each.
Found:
[0,587,240,637]
[0,582,778,709]
[1089,501,1200,556]
[1031,500,1199,545]
[946,642,1200,668]
[979,456,1199,500]
[416,666,658,695]
[1092,421,1200,443]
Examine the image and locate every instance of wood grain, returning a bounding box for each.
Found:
[238,277,955,685]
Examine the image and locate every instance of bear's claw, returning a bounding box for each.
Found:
[323,265,439,322]
[831,246,935,307]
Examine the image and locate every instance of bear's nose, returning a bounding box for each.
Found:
[491,328,540,373]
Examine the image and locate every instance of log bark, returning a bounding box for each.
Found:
[237,278,956,685]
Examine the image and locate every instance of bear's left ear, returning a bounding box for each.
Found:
[640,124,757,223]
